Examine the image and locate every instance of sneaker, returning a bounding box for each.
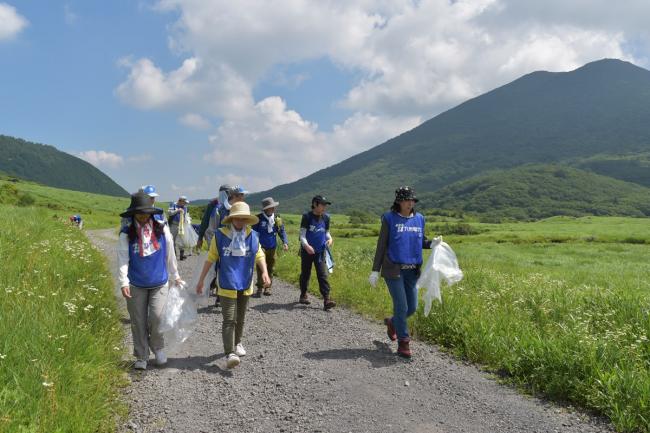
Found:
[384,318,397,341]
[235,343,246,357]
[397,338,412,359]
[154,350,167,366]
[226,353,240,369]
[323,298,336,311]
[133,360,147,370]
[299,294,311,305]
[263,288,272,296]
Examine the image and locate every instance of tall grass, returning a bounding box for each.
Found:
[0,207,125,432]
[274,215,650,432]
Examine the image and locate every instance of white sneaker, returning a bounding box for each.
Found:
[134,360,147,370]
[226,353,240,369]
[154,350,167,366]
[235,343,246,357]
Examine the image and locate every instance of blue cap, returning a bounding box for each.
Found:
[232,185,249,195]
[142,185,159,197]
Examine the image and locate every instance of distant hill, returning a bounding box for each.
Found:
[426,164,650,220]
[0,135,128,197]
[249,59,650,216]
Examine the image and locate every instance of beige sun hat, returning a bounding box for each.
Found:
[222,202,259,226]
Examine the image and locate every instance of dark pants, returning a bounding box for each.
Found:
[299,248,330,298]
[256,247,276,289]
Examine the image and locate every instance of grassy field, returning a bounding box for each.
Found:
[274,213,650,432]
[0,207,125,432]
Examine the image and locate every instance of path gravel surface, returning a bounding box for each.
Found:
[87,229,613,433]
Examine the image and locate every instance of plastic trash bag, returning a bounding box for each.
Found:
[177,213,198,249]
[416,241,463,316]
[159,281,198,349]
[189,252,214,300]
[325,247,335,274]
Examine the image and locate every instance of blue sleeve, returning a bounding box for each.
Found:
[279,222,289,245]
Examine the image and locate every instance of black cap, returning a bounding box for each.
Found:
[120,191,164,218]
[395,186,418,202]
[312,195,332,205]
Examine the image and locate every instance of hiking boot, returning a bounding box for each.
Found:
[323,297,336,311]
[299,294,311,304]
[226,353,240,369]
[154,350,167,366]
[215,295,220,307]
[235,343,246,357]
[384,317,397,341]
[397,338,412,359]
[252,289,263,298]
[263,288,272,296]
[133,359,147,370]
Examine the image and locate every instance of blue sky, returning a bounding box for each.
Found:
[1,1,649,200]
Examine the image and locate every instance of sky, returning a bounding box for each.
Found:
[1,1,650,201]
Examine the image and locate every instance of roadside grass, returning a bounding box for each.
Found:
[0,207,126,432]
[275,214,650,432]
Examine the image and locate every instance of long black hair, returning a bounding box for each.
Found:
[126,216,165,242]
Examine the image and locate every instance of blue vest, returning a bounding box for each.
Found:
[216,229,259,291]
[122,225,169,288]
[305,212,329,253]
[384,211,425,265]
[217,203,230,228]
[254,213,279,249]
[169,204,187,224]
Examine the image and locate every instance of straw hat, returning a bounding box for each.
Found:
[222,202,259,226]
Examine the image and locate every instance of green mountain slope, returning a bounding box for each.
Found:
[425,164,650,220]
[0,135,128,197]
[249,59,650,214]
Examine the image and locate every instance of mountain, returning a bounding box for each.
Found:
[0,135,128,197]
[249,59,650,215]
[428,164,650,220]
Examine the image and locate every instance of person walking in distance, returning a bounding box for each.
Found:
[195,202,270,369]
[118,191,181,370]
[168,195,189,260]
[251,197,289,297]
[368,186,438,359]
[299,195,336,310]
[197,184,231,251]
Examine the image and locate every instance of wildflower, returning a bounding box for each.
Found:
[0,354,6,360]
[42,382,54,388]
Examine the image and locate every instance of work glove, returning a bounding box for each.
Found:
[368,271,380,287]
[432,235,443,246]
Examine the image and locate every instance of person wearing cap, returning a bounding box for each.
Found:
[368,186,439,359]
[142,185,166,223]
[194,202,271,369]
[168,196,190,260]
[117,191,182,370]
[251,197,289,297]
[216,185,247,228]
[298,195,336,310]
[197,184,231,251]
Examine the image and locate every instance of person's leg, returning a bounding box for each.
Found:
[221,295,237,355]
[403,269,419,320]
[385,273,409,340]
[314,252,331,299]
[234,291,250,346]
[299,249,314,297]
[264,248,276,294]
[254,257,264,296]
[147,283,168,352]
[126,286,149,361]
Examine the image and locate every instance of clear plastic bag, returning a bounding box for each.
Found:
[177,213,198,249]
[189,252,215,300]
[325,247,335,274]
[159,281,198,349]
[416,241,463,316]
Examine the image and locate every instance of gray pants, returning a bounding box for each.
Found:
[126,283,168,361]
[221,291,249,355]
[169,223,184,258]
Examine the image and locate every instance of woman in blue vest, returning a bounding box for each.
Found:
[251,196,289,297]
[195,202,271,369]
[118,191,181,370]
[368,186,439,359]
[298,195,336,310]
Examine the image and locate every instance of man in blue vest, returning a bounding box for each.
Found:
[168,195,190,260]
[252,197,289,297]
[299,195,336,310]
[197,184,232,250]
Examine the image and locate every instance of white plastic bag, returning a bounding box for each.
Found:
[416,241,463,316]
[325,247,335,274]
[177,213,198,249]
[160,281,198,349]
[189,252,215,299]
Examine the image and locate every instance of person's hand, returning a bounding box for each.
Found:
[196,280,204,295]
[121,286,131,299]
[262,272,271,287]
[283,243,289,252]
[433,235,443,246]
[368,271,380,288]
[197,239,203,250]
[326,238,333,247]
[304,244,315,255]
[175,278,183,287]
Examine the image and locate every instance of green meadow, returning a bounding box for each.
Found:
[275,213,650,432]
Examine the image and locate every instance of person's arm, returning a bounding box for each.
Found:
[372,217,390,272]
[198,202,215,242]
[196,236,219,294]
[325,214,333,247]
[278,220,289,247]
[299,213,310,246]
[117,232,130,289]
[164,225,181,282]
[255,242,271,286]
[168,204,181,216]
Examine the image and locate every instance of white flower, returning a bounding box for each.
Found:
[0,354,6,359]
[42,382,54,387]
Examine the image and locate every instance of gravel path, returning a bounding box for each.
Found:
[88,229,613,433]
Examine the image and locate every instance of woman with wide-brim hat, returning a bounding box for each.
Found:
[118,191,182,370]
[195,201,271,368]
[251,197,289,297]
[368,186,440,359]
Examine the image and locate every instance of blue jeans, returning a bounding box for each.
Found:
[385,268,419,340]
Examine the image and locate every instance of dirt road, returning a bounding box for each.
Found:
[88,229,612,433]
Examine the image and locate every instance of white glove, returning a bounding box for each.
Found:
[368,271,380,287]
[432,235,443,246]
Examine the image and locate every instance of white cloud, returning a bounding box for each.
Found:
[0,3,28,41]
[115,0,646,192]
[64,4,78,25]
[78,150,125,169]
